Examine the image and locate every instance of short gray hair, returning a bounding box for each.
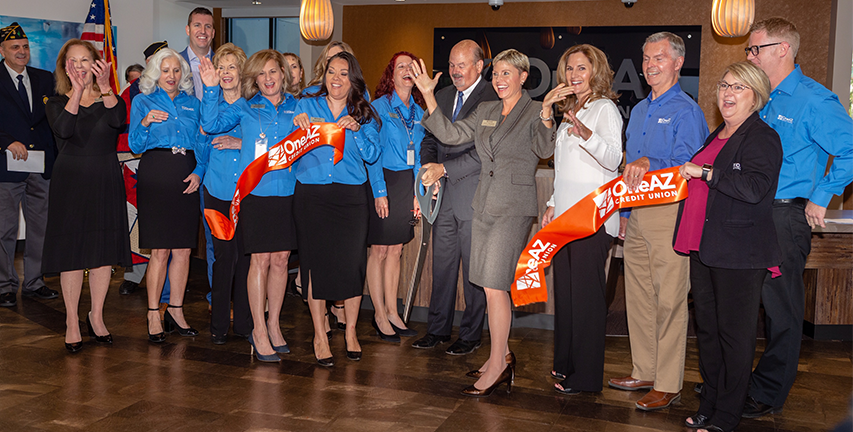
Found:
[139,48,194,96]
[643,32,686,59]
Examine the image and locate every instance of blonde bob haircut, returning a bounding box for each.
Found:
[555,44,619,113]
[139,48,193,96]
[54,39,103,95]
[241,49,293,101]
[213,43,247,74]
[492,49,529,74]
[305,41,354,88]
[719,61,771,113]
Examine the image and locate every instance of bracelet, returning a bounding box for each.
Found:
[101,91,113,97]
[539,110,553,121]
[701,163,712,182]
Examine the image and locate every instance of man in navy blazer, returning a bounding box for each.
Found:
[0,22,58,307]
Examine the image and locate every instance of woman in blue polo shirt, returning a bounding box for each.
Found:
[199,49,298,363]
[292,52,380,366]
[365,51,425,343]
[129,48,208,344]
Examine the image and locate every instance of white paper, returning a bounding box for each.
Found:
[825,218,853,225]
[5,149,44,173]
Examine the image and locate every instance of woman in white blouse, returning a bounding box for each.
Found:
[542,44,623,395]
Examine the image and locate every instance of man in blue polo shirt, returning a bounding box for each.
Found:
[608,31,708,411]
[742,17,853,419]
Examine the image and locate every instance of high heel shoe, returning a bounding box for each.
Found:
[248,333,281,362]
[461,364,514,397]
[65,341,83,353]
[147,307,166,343]
[270,336,290,354]
[389,321,418,337]
[314,337,335,367]
[163,305,199,336]
[466,352,516,379]
[329,304,346,330]
[86,312,113,344]
[372,319,401,343]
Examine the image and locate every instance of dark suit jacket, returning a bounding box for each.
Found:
[674,111,783,269]
[420,78,497,220]
[0,59,56,182]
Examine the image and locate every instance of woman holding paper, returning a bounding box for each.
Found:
[199,49,298,362]
[541,44,623,395]
[129,48,207,344]
[44,39,132,352]
[292,51,380,366]
[412,49,562,396]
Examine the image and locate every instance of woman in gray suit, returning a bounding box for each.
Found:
[412,49,568,397]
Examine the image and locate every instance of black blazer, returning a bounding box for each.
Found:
[674,112,783,269]
[0,59,56,182]
[420,77,498,220]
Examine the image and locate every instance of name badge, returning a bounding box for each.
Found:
[389,113,399,119]
[251,104,265,109]
[407,149,416,166]
[310,117,325,123]
[255,137,268,159]
[481,120,497,127]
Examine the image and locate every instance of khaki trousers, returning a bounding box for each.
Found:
[623,203,689,394]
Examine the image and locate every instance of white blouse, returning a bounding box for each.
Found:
[546,98,624,237]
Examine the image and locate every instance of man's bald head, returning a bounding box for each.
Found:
[448,39,484,92]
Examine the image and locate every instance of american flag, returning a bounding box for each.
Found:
[81,0,119,93]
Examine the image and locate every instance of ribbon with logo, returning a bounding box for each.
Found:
[511,166,689,307]
[204,123,345,241]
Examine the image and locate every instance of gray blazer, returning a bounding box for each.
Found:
[422,91,555,217]
[420,78,498,221]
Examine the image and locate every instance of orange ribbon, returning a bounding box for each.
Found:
[205,123,345,241]
[511,166,689,307]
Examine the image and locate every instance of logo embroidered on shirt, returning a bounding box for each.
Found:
[733,163,741,170]
[776,114,793,124]
[181,106,195,111]
[657,117,672,124]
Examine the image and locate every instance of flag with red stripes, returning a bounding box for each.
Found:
[81,0,119,93]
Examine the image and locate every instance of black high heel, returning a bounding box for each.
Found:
[372,319,401,343]
[65,341,83,353]
[86,312,113,344]
[461,364,513,397]
[389,321,418,337]
[329,304,346,330]
[163,305,199,336]
[147,307,165,343]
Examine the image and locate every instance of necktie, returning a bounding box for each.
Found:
[17,75,30,113]
[451,90,464,122]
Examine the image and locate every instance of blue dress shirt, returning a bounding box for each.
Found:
[292,96,380,187]
[129,88,208,180]
[759,65,853,206]
[201,95,243,201]
[366,92,425,198]
[201,85,298,197]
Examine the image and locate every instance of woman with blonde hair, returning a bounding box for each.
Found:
[44,38,132,352]
[199,49,298,361]
[541,44,623,395]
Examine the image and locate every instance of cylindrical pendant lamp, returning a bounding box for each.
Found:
[300,0,334,42]
[711,0,755,37]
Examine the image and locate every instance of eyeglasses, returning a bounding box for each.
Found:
[744,42,782,56]
[717,81,751,94]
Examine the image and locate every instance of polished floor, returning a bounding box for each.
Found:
[1,261,851,431]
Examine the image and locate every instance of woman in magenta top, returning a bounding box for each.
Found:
[673,62,782,432]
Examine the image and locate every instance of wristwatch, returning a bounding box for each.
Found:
[701,163,713,182]
[100,90,113,97]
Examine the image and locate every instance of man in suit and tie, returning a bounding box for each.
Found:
[412,39,498,355]
[0,22,58,307]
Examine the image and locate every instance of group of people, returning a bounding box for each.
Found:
[1,8,850,432]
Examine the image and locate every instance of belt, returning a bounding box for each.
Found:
[773,198,807,206]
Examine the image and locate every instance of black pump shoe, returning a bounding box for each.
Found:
[163,305,199,336]
[65,341,83,353]
[147,308,166,343]
[86,312,113,344]
[372,319,401,343]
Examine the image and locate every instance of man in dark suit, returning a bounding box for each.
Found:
[0,22,58,307]
[412,40,497,355]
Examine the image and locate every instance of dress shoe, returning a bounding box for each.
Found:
[65,341,83,353]
[211,334,227,345]
[684,413,710,429]
[248,333,281,363]
[389,321,418,337]
[461,364,513,397]
[329,305,346,330]
[550,370,567,380]
[608,375,654,391]
[742,395,781,418]
[346,350,362,361]
[22,286,58,299]
[694,382,704,393]
[446,338,481,355]
[163,305,199,336]
[271,340,290,354]
[411,333,450,349]
[119,280,139,295]
[372,319,401,343]
[466,352,516,379]
[554,382,581,395]
[635,390,681,411]
[317,356,335,367]
[147,308,166,343]
[86,312,113,344]
[0,292,16,307]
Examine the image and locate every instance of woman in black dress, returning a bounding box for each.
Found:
[44,39,131,353]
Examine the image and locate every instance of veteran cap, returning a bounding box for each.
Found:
[144,41,168,59]
[0,22,27,42]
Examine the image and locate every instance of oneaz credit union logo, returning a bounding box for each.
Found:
[516,239,557,291]
[598,171,678,206]
[267,124,322,168]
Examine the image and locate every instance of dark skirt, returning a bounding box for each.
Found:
[136,149,199,249]
[293,182,369,301]
[239,194,298,254]
[367,168,415,245]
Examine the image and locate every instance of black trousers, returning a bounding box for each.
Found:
[691,252,766,432]
[749,202,810,408]
[205,190,251,337]
[552,227,612,392]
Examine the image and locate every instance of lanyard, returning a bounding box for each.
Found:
[394,104,416,149]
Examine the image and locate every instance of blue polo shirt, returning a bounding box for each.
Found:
[201,85,298,197]
[129,87,209,180]
[759,65,853,206]
[200,95,242,201]
[366,92,425,197]
[292,96,380,189]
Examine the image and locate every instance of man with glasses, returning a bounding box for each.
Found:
[743,17,853,419]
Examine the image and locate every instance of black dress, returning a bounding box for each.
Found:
[42,96,132,273]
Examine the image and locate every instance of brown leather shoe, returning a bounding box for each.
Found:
[635,390,681,411]
[608,375,654,391]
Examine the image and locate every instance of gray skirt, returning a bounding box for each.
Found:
[470,212,535,291]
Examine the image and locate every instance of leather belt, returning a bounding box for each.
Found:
[773,198,807,206]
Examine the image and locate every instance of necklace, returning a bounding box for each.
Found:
[394,103,416,147]
[258,96,283,139]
